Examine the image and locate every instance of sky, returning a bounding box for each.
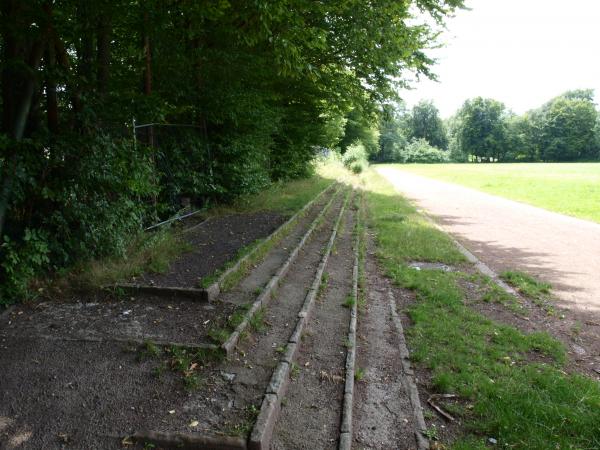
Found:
[401,0,600,118]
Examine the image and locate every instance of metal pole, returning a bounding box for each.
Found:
[132,117,137,150]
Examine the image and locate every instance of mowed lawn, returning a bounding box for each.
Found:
[390,163,600,223]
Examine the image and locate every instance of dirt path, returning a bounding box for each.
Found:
[377,167,600,315]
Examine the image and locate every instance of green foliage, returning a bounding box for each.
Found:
[0,0,464,301]
[500,270,551,301]
[539,95,598,161]
[376,104,409,162]
[1,229,50,303]
[455,97,510,162]
[408,100,448,149]
[449,90,599,163]
[398,138,450,163]
[342,141,369,169]
[339,108,380,157]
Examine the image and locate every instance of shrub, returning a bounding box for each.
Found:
[343,140,369,175]
[399,138,450,163]
[350,161,365,173]
[342,141,368,168]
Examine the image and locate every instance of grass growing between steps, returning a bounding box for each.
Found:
[362,168,600,450]
[221,176,333,216]
[58,229,192,292]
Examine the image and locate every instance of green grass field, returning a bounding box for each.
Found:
[390,163,600,223]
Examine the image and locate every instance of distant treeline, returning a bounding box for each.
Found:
[340,89,600,163]
[0,1,463,303]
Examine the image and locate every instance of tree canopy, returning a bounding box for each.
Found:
[0,0,464,302]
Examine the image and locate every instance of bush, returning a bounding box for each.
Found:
[398,138,450,163]
[350,161,365,174]
[342,141,369,175]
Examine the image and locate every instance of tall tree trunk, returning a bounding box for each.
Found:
[77,0,94,85]
[143,11,152,96]
[46,42,59,133]
[142,11,153,146]
[0,2,49,240]
[1,0,18,135]
[96,15,111,94]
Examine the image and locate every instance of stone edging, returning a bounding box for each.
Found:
[130,430,247,450]
[248,190,351,450]
[338,197,360,450]
[106,284,211,301]
[388,289,429,450]
[221,187,342,356]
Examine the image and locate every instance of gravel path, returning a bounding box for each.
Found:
[377,166,600,314]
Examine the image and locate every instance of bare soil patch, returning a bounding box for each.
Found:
[135,211,286,289]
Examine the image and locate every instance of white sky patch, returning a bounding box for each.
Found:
[401,0,600,117]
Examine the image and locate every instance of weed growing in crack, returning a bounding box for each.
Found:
[354,366,365,381]
[152,362,167,379]
[318,272,329,297]
[137,344,224,390]
[291,363,300,379]
[343,295,356,308]
[501,270,556,315]
[249,307,266,332]
[423,426,439,441]
[481,281,524,314]
[423,410,436,420]
[208,327,229,344]
[137,341,162,361]
[222,404,260,436]
[501,270,551,300]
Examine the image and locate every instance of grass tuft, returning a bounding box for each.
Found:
[67,229,191,291]
[500,270,551,300]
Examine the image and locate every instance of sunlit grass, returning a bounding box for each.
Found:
[390,162,600,223]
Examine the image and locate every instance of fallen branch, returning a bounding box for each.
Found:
[427,394,458,422]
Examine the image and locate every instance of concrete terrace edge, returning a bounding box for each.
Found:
[220,185,341,356]
[338,195,360,450]
[389,289,430,450]
[105,182,336,303]
[248,190,351,450]
[207,181,338,302]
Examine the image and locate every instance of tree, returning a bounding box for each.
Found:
[0,0,465,302]
[339,107,380,158]
[456,97,509,162]
[538,95,598,161]
[376,104,408,162]
[408,100,448,149]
